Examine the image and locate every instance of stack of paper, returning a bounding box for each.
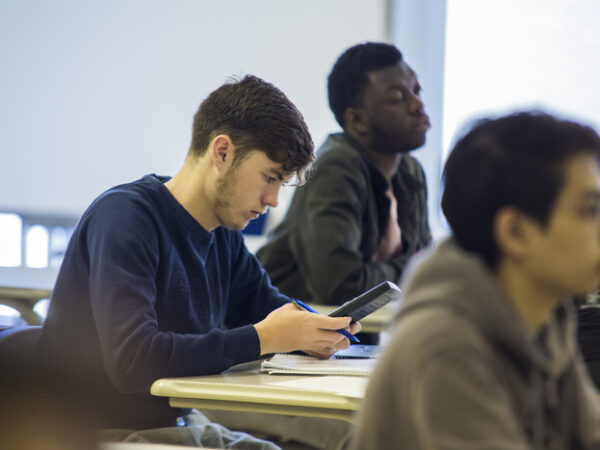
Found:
[261,353,376,376]
[266,376,369,398]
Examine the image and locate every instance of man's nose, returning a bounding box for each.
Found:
[407,92,425,115]
[263,186,279,208]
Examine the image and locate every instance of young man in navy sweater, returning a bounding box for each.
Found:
[39,75,359,446]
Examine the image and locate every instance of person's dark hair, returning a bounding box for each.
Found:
[442,111,600,268]
[0,348,99,450]
[327,42,403,128]
[189,75,314,183]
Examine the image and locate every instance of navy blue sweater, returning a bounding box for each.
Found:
[40,174,288,429]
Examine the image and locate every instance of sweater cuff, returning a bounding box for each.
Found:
[224,324,261,366]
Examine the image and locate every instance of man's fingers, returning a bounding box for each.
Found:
[349,321,361,334]
[304,348,335,359]
[311,314,352,330]
[314,329,353,349]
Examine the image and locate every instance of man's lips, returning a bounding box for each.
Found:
[416,116,430,132]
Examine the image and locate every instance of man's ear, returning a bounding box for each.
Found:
[493,207,534,262]
[343,107,368,135]
[210,134,234,172]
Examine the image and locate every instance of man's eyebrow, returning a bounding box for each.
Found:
[387,80,420,92]
[266,168,286,181]
[387,83,406,90]
[579,189,600,201]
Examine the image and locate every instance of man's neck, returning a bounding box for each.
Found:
[346,130,401,183]
[494,262,562,331]
[164,158,218,231]
[365,149,402,183]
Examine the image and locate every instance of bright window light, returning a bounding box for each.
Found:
[0,213,22,267]
[0,304,23,327]
[49,226,70,268]
[25,224,49,268]
[0,304,20,317]
[33,298,50,320]
[443,0,600,156]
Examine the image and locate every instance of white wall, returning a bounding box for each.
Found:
[443,0,600,155]
[390,0,448,239]
[1,0,387,217]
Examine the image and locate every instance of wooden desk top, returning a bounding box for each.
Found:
[151,362,363,423]
[0,286,52,303]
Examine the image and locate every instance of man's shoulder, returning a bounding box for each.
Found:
[394,305,487,356]
[376,307,504,398]
[91,175,158,206]
[312,134,370,178]
[317,133,364,161]
[80,175,165,230]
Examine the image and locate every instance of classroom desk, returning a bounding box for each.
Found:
[0,286,51,325]
[308,301,397,334]
[151,362,363,424]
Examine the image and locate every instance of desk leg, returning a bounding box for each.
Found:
[0,298,42,325]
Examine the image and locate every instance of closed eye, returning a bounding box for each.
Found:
[390,88,404,101]
[578,203,600,218]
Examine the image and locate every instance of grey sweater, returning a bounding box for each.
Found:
[355,239,600,450]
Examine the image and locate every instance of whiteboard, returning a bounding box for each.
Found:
[0,0,385,216]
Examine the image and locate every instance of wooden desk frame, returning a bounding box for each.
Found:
[151,371,361,423]
[0,287,51,325]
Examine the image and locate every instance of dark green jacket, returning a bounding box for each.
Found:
[257,133,431,305]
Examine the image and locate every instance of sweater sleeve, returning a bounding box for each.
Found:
[289,154,402,304]
[356,325,533,450]
[568,350,600,448]
[406,350,532,449]
[85,195,263,393]
[225,231,289,328]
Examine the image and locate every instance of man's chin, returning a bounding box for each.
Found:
[397,135,427,154]
[224,220,249,231]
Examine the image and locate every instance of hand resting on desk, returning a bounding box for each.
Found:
[254,303,361,359]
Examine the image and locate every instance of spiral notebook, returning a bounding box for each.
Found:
[261,353,376,376]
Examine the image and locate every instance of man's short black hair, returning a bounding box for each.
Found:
[327,42,403,129]
[190,75,314,183]
[442,111,600,268]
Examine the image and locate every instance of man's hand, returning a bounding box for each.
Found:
[254,303,362,359]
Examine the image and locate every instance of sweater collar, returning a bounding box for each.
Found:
[398,238,577,377]
[144,174,215,243]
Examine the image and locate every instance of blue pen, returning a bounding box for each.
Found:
[291,298,360,343]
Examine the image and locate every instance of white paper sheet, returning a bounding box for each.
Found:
[265,375,369,399]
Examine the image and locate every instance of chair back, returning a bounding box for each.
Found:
[0,325,42,358]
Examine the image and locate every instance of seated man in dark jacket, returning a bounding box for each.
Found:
[257,42,431,308]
